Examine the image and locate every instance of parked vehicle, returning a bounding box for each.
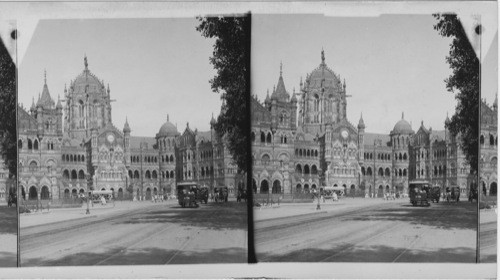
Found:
[176,182,199,208]
[196,186,209,204]
[429,186,441,203]
[409,180,431,206]
[214,186,228,203]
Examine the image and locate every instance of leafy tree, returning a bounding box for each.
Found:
[434,14,479,173]
[196,16,251,172]
[0,38,16,182]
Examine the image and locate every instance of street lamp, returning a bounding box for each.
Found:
[317,170,323,210]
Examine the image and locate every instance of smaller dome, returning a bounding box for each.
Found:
[392,112,413,135]
[158,116,179,137]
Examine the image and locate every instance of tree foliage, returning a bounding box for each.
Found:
[0,39,16,179]
[196,16,251,171]
[434,14,479,173]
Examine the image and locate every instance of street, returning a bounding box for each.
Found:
[20,200,247,266]
[255,198,477,262]
[0,205,17,267]
[479,208,497,263]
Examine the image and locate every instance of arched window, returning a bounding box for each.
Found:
[266,132,272,143]
[260,132,265,143]
[403,169,407,176]
[78,170,85,179]
[480,135,485,145]
[311,165,318,175]
[145,170,151,179]
[403,153,407,160]
[385,168,390,177]
[34,139,39,150]
[134,170,140,179]
[29,161,38,172]
[361,166,366,176]
[71,170,77,180]
[367,167,372,176]
[490,134,495,146]
[152,170,158,179]
[261,154,270,165]
[296,164,302,174]
[304,165,310,175]
[18,139,22,150]
[251,132,255,142]
[28,139,32,150]
[378,168,383,176]
[63,169,70,179]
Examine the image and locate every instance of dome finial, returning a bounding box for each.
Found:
[84,54,88,70]
[44,69,47,85]
[402,112,404,120]
[167,114,169,122]
[321,48,325,64]
[280,61,283,77]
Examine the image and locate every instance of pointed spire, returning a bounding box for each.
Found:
[280,61,283,77]
[107,83,110,94]
[84,54,88,70]
[358,112,365,129]
[30,97,35,110]
[123,116,131,133]
[493,94,498,110]
[44,69,47,85]
[321,48,325,64]
[64,83,67,93]
[300,76,303,87]
[56,95,63,109]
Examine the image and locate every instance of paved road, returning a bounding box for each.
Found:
[0,205,17,267]
[20,201,247,266]
[479,209,497,263]
[255,200,477,262]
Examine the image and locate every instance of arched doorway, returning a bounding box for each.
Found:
[118,188,124,199]
[252,179,257,193]
[153,187,158,195]
[490,182,497,196]
[146,188,152,200]
[296,184,302,193]
[40,186,50,200]
[272,180,281,194]
[71,189,77,197]
[386,185,390,194]
[304,184,310,193]
[378,185,384,197]
[260,180,269,193]
[29,186,38,200]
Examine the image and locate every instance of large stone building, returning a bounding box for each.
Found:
[18,56,243,201]
[480,97,497,196]
[251,50,475,197]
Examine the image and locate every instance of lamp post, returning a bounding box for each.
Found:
[317,170,322,210]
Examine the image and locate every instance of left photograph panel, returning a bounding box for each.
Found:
[0,20,18,267]
[18,17,249,266]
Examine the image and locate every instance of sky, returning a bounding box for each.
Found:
[19,18,221,136]
[252,14,495,134]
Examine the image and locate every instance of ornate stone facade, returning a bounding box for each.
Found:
[480,97,497,196]
[18,56,243,201]
[252,50,474,197]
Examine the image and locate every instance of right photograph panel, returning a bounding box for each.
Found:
[251,14,479,262]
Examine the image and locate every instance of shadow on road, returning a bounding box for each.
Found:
[259,244,476,263]
[22,246,247,266]
[114,202,247,230]
[0,252,17,267]
[0,206,17,234]
[343,202,477,230]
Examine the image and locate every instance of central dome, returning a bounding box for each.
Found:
[306,50,342,91]
[392,113,414,135]
[70,56,106,95]
[158,117,179,137]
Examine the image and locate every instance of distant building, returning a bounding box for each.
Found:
[18,56,243,201]
[480,97,498,196]
[251,50,474,197]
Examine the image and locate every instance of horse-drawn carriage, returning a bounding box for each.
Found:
[445,186,461,202]
[176,182,209,207]
[214,186,228,203]
[409,180,431,206]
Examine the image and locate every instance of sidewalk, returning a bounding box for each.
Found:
[253,197,404,221]
[20,199,177,228]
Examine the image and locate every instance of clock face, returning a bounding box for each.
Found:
[107,134,115,143]
[341,130,349,139]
